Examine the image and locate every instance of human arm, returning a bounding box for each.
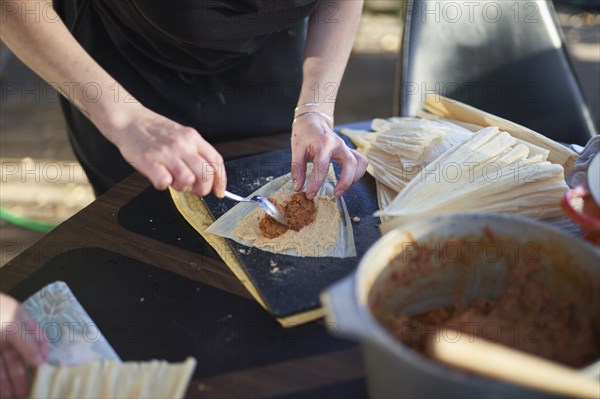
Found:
[291,0,367,199]
[0,0,226,197]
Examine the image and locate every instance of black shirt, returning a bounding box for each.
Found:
[53,0,316,194]
[94,0,319,73]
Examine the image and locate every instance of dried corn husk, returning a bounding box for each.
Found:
[341,117,472,193]
[421,94,578,175]
[377,127,569,233]
[417,111,551,161]
[376,180,397,211]
[206,163,356,258]
[31,358,196,399]
[417,112,485,132]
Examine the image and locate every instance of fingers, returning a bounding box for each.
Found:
[197,139,226,198]
[350,149,368,183]
[293,134,367,199]
[331,145,357,197]
[184,143,226,198]
[19,307,47,365]
[133,126,226,197]
[306,151,332,200]
[0,351,12,399]
[144,162,173,191]
[330,148,368,197]
[13,308,45,368]
[291,148,308,192]
[212,161,227,199]
[1,346,30,399]
[166,158,196,192]
[182,153,212,196]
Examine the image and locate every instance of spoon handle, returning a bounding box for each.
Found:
[223,190,251,203]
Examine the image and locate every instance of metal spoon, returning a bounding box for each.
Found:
[223,190,288,226]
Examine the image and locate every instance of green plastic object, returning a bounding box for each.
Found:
[0,205,56,233]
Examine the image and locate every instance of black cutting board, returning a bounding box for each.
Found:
[118,122,381,318]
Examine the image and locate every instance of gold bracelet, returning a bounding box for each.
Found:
[292,111,334,127]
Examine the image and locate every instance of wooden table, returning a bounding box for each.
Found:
[0,132,367,398]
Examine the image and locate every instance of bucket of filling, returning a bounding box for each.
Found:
[321,213,600,398]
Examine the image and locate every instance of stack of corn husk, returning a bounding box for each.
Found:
[420,94,578,174]
[375,126,569,233]
[341,117,473,209]
[31,358,196,399]
[341,108,575,232]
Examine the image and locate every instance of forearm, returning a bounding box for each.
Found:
[0,0,139,138]
[297,0,363,116]
[1,1,227,196]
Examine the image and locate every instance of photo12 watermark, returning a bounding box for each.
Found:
[405,1,541,24]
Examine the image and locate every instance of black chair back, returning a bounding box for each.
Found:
[397,0,596,144]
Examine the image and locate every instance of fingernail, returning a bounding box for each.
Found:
[306,191,314,200]
[293,181,301,191]
[334,189,345,197]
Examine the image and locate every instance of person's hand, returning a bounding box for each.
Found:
[0,293,48,399]
[100,104,227,198]
[291,115,367,199]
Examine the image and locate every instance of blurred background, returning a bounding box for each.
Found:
[1,0,599,266]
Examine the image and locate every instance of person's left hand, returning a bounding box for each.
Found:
[291,115,367,200]
[0,293,48,399]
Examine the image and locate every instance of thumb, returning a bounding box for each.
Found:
[12,308,46,366]
[291,149,308,192]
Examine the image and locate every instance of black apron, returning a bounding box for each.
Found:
[53,0,316,195]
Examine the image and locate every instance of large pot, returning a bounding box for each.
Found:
[321,213,600,398]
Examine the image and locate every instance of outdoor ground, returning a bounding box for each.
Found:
[1,3,599,266]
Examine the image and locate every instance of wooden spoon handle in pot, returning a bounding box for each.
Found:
[427,329,600,399]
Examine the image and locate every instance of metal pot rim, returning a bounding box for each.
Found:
[351,212,600,385]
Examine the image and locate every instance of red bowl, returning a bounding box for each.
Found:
[562,186,600,246]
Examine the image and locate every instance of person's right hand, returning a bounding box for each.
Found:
[2,0,226,198]
[99,104,227,198]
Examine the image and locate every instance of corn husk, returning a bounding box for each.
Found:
[206,163,356,258]
[341,117,473,193]
[376,180,398,212]
[417,111,552,162]
[417,112,485,132]
[421,94,578,176]
[377,127,569,234]
[31,358,196,399]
